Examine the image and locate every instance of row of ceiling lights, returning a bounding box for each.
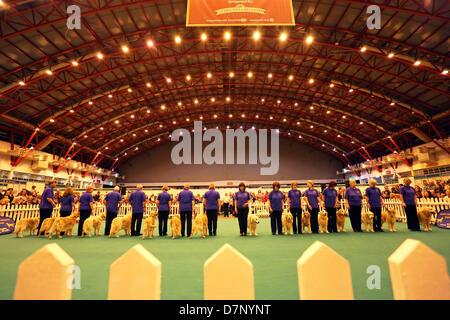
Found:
[15,31,448,88]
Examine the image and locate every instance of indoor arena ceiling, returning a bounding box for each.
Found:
[0,0,448,171]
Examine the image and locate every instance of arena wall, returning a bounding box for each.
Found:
[118,137,345,184]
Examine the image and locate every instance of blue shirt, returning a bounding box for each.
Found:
[39,186,54,209]
[268,190,284,211]
[234,191,250,209]
[400,186,416,206]
[157,191,172,211]
[79,192,93,211]
[178,189,194,212]
[345,187,362,206]
[105,191,122,213]
[60,195,74,212]
[288,189,302,208]
[129,190,147,213]
[204,189,220,210]
[304,189,320,209]
[365,187,382,208]
[322,188,337,208]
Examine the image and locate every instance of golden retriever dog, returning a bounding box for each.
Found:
[318,210,329,234]
[361,211,375,232]
[247,213,260,236]
[302,211,312,234]
[170,213,182,239]
[190,213,208,238]
[14,218,39,238]
[109,213,132,238]
[48,213,79,239]
[282,212,294,235]
[82,214,103,237]
[381,209,397,232]
[336,209,347,232]
[142,212,158,240]
[38,217,56,237]
[417,207,434,231]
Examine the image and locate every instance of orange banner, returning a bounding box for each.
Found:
[187,0,295,26]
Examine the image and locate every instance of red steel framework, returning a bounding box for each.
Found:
[0,0,448,170]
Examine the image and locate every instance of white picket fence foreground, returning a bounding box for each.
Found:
[13,240,450,300]
[1,198,449,224]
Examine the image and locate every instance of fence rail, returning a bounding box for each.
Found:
[1,198,448,224]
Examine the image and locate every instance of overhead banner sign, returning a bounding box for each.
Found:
[187,0,295,26]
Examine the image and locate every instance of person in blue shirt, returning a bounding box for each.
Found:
[304,180,321,233]
[345,180,363,232]
[177,184,195,237]
[37,180,57,236]
[322,181,338,233]
[365,179,384,232]
[104,186,123,236]
[233,182,251,236]
[156,185,172,236]
[287,182,302,234]
[203,184,221,236]
[78,185,94,236]
[268,181,284,235]
[59,187,75,236]
[129,185,147,236]
[399,178,420,231]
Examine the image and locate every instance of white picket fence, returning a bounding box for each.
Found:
[1,198,448,224]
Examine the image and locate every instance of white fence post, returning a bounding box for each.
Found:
[204,244,255,300]
[108,244,162,300]
[14,243,75,300]
[388,239,450,300]
[297,241,354,300]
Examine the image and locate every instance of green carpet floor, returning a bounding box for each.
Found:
[0,217,448,300]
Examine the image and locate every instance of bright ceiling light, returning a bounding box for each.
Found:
[211,97,215,102]
[414,60,421,66]
[329,83,335,88]
[46,69,53,75]
[175,36,182,44]
[146,82,151,87]
[178,101,182,106]
[289,75,294,81]
[108,94,113,98]
[161,105,166,110]
[305,35,314,44]
[146,40,154,47]
[166,78,172,83]
[360,46,367,52]
[127,88,132,92]
[226,97,231,102]
[268,73,273,79]
[72,61,79,66]
[280,32,288,41]
[201,33,207,41]
[194,99,199,104]
[18,81,25,86]
[122,45,129,53]
[388,53,395,58]
[224,31,231,40]
[247,71,253,78]
[207,72,212,78]
[229,72,234,78]
[186,74,191,81]
[349,88,354,92]
[309,78,314,84]
[97,52,104,59]
[442,69,448,75]
[253,31,261,40]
